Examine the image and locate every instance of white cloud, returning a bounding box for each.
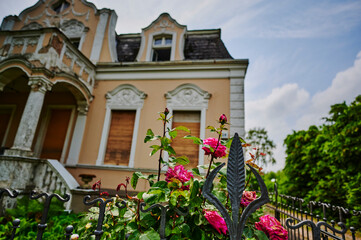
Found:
[246,83,309,171]
[296,50,361,129]
[246,51,361,172]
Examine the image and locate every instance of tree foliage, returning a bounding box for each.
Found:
[283,95,361,227]
[245,128,276,167]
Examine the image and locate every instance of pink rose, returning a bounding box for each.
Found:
[219,114,227,125]
[165,165,193,189]
[202,138,227,158]
[204,210,228,235]
[255,215,288,240]
[269,225,288,240]
[241,191,257,207]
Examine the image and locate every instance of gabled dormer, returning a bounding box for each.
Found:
[136,13,186,62]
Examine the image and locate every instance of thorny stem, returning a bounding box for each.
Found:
[205,129,223,178]
[157,118,167,182]
[245,172,252,190]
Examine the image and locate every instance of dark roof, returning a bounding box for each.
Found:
[184,32,233,60]
[116,30,233,62]
[116,34,141,62]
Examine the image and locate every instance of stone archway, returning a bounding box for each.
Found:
[0,67,31,154]
[34,80,89,164]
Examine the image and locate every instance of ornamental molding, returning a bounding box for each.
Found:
[12,38,24,46]
[165,83,211,108]
[28,76,53,93]
[76,100,89,115]
[154,19,175,32]
[28,37,40,46]
[61,19,86,38]
[22,22,43,30]
[106,84,147,108]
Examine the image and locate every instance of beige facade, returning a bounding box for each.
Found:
[0,0,248,193]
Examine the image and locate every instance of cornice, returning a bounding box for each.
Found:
[95,60,248,80]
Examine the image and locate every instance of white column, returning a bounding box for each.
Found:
[5,77,52,157]
[66,102,88,166]
[230,77,245,137]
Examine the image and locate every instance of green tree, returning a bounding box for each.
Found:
[245,128,276,167]
[283,95,361,227]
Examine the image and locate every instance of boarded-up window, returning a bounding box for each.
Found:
[104,110,136,166]
[41,109,72,160]
[0,108,12,147]
[172,111,200,169]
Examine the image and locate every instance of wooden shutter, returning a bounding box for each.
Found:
[104,110,136,166]
[0,109,12,147]
[40,109,72,160]
[172,111,200,169]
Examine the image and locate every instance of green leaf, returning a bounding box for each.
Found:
[206,126,217,132]
[146,129,154,136]
[131,172,148,189]
[184,135,202,145]
[160,137,171,146]
[168,130,177,139]
[150,145,161,156]
[152,181,168,188]
[174,125,191,133]
[190,180,200,199]
[191,167,201,176]
[179,223,191,237]
[165,146,176,155]
[174,156,190,165]
[139,229,161,240]
[254,230,268,240]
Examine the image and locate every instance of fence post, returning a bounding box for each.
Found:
[274,183,280,221]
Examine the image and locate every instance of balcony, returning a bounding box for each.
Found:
[0,28,95,94]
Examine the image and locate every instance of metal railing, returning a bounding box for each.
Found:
[267,183,360,240]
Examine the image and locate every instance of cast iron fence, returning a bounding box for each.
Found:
[266,184,360,240]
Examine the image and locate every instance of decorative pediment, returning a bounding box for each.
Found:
[61,19,86,38]
[22,22,43,30]
[106,84,147,108]
[165,83,211,108]
[143,13,186,32]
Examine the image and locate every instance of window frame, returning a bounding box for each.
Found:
[34,105,76,164]
[146,31,177,61]
[165,84,211,171]
[96,84,147,168]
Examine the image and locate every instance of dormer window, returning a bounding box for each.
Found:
[152,35,172,61]
[52,0,70,14]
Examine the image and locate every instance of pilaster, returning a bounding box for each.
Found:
[66,101,89,166]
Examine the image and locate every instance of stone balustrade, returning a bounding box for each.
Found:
[0,28,95,94]
[0,156,79,210]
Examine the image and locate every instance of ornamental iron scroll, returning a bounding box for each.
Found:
[140,202,189,240]
[29,191,70,240]
[285,219,347,240]
[202,132,270,240]
[83,195,114,240]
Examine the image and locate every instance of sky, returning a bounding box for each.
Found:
[1,0,361,172]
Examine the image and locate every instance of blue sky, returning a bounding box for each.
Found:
[1,0,361,172]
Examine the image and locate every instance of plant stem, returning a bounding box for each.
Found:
[205,129,222,178]
[157,118,167,181]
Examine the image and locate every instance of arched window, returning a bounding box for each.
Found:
[51,0,70,14]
